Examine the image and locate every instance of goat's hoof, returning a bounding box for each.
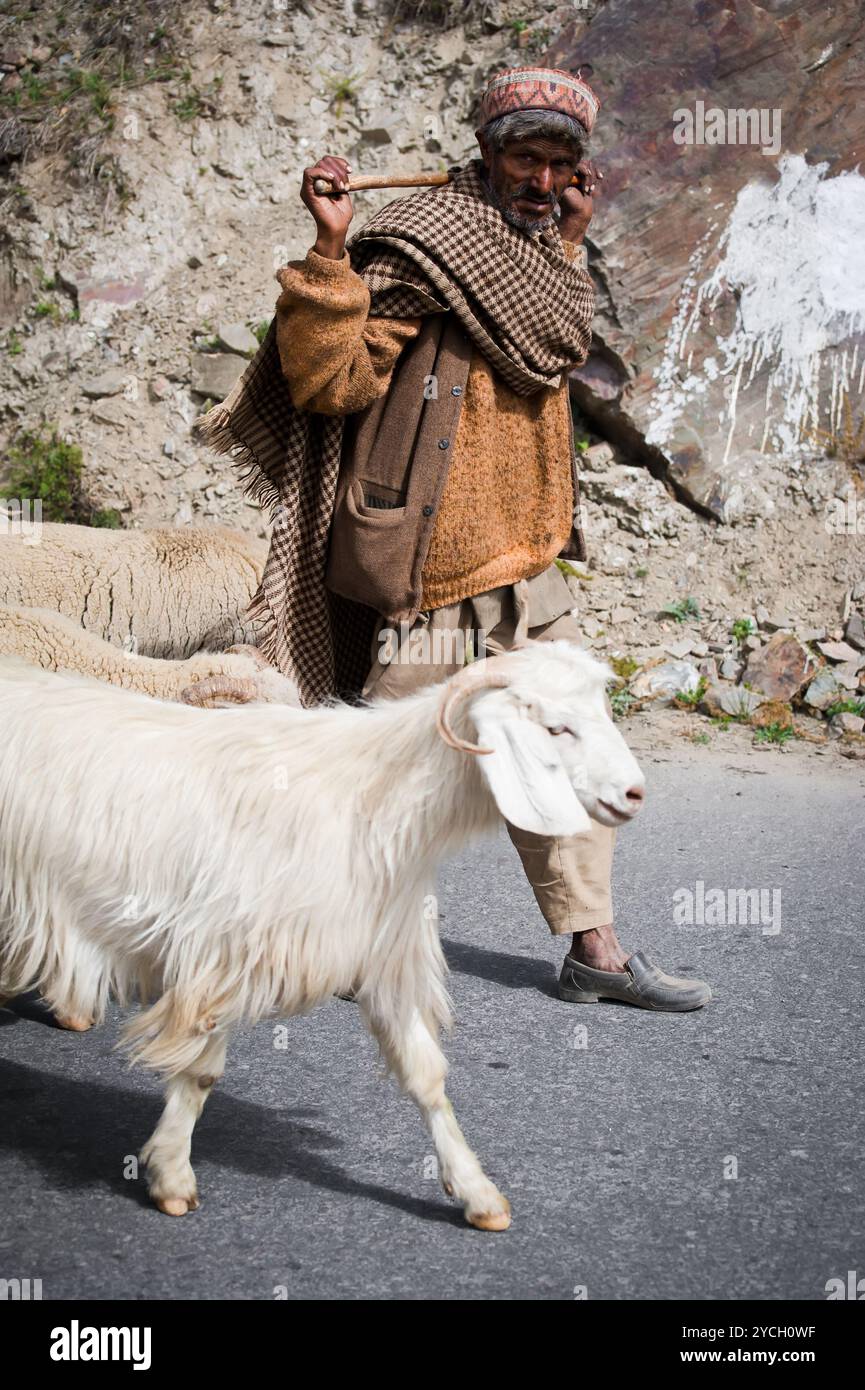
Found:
[155,1193,199,1217]
[466,1198,511,1232]
[157,1197,190,1217]
[442,1180,454,1197]
[54,1013,94,1032]
[144,1156,200,1217]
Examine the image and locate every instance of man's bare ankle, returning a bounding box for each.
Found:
[570,924,630,972]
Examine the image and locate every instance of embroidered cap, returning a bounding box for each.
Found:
[477,65,600,135]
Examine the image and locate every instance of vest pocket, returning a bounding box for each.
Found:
[359,479,406,511]
[325,477,416,619]
[348,478,407,523]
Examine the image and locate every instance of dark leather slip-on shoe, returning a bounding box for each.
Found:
[558,949,712,1011]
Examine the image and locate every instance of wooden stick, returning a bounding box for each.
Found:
[312,169,585,196]
[312,171,452,195]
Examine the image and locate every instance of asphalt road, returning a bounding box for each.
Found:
[1,756,862,1301]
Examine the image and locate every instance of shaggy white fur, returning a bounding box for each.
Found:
[0,640,644,1230]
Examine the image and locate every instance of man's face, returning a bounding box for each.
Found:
[478,136,581,232]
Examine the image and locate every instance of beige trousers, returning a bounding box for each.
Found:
[361,588,616,935]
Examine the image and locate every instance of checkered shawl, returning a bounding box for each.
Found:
[194,158,594,705]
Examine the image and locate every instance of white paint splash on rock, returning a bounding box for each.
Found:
[647,155,865,457]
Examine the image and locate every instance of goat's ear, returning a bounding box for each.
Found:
[471,703,592,837]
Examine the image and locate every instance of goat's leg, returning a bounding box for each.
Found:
[361,1004,511,1232]
[140,1033,228,1216]
[0,988,94,1029]
[53,1010,94,1032]
[44,932,107,1031]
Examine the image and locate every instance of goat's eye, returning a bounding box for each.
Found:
[549,724,568,736]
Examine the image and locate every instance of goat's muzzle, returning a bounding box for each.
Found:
[436,663,511,754]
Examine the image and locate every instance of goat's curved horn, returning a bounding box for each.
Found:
[181,676,258,707]
[436,664,512,755]
[224,644,272,670]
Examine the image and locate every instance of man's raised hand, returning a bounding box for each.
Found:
[301,155,354,260]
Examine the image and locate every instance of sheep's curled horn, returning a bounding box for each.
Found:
[181,675,257,706]
[180,645,272,707]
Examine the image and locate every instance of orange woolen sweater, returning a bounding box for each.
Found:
[275,246,581,611]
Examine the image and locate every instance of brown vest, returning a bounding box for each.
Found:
[324,314,587,623]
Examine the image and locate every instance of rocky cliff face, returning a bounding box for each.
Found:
[1,1,863,739]
[1,0,547,532]
[547,0,865,522]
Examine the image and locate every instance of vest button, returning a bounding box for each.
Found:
[422,504,434,517]
[451,385,463,396]
[438,437,449,449]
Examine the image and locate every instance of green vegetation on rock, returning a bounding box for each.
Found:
[1,427,122,527]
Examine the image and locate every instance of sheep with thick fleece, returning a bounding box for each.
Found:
[0,603,299,708]
[0,522,266,657]
[0,641,645,1231]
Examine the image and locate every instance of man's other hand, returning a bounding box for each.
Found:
[558,159,603,245]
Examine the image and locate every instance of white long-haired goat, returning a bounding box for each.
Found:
[0,640,644,1231]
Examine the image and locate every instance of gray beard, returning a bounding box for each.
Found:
[503,206,556,233]
[480,166,558,233]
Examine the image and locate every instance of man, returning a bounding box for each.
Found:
[200,66,710,1012]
